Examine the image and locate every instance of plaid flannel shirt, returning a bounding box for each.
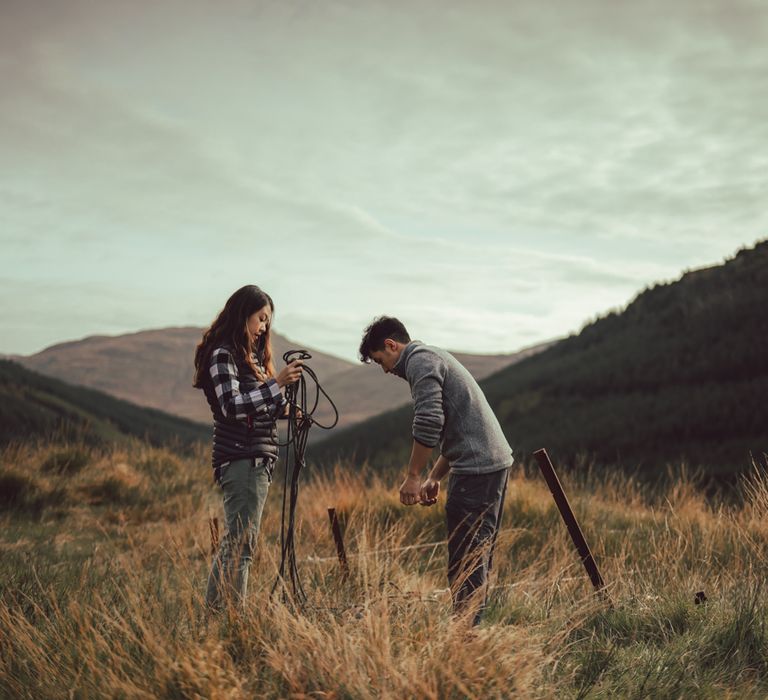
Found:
[208,346,284,420]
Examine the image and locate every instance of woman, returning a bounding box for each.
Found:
[193,285,303,609]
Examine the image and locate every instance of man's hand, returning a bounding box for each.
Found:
[399,474,422,506]
[419,477,439,506]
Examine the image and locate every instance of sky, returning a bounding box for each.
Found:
[1,0,766,361]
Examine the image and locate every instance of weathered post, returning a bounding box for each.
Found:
[533,448,608,597]
[327,507,350,580]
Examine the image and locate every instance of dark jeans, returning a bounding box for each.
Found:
[445,467,509,625]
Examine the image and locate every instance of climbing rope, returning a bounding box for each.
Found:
[272,349,339,606]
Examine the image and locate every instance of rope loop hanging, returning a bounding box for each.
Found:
[272,349,339,606]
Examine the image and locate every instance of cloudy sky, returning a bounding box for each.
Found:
[1,0,765,361]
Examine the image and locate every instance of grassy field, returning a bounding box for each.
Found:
[1,441,768,698]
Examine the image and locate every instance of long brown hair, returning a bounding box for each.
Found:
[193,285,276,388]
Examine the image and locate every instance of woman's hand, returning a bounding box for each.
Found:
[276,359,303,387]
[282,403,303,419]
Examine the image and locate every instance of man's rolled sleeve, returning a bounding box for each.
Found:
[408,356,445,448]
[209,347,282,420]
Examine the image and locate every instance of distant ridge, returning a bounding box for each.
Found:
[12,328,353,427]
[312,240,768,476]
[13,328,547,435]
[0,359,209,448]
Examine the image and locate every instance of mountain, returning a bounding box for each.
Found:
[11,328,351,427]
[313,342,551,432]
[0,360,209,448]
[13,328,547,434]
[311,241,768,476]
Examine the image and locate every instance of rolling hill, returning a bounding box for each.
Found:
[311,240,768,476]
[0,360,209,448]
[11,328,351,427]
[12,328,548,434]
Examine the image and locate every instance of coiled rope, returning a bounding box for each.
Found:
[272,349,339,606]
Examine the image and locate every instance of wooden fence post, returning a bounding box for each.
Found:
[534,448,608,598]
[327,507,349,580]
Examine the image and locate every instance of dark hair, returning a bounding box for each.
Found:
[193,285,275,387]
[358,316,411,363]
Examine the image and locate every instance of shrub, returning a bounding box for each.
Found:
[0,470,65,517]
[41,448,90,475]
[83,476,144,506]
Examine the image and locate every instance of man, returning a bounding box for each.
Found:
[359,316,513,624]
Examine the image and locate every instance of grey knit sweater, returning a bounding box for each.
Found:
[391,341,513,475]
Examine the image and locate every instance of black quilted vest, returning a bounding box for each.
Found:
[200,347,280,482]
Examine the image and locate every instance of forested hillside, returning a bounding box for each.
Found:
[312,241,768,476]
[0,360,208,448]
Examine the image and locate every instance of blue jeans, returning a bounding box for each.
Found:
[206,457,272,609]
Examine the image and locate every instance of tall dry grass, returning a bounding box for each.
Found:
[1,440,767,698]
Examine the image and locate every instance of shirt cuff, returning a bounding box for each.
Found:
[265,378,282,403]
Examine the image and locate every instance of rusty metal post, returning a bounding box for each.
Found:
[534,448,608,596]
[327,507,349,580]
[209,516,220,556]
